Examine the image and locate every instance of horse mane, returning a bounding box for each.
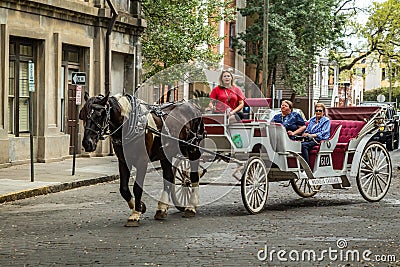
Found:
[113,94,132,117]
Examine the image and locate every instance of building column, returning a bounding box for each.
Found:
[0,24,10,166]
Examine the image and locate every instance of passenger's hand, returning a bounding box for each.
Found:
[287,131,294,136]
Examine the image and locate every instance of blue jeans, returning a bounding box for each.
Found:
[301,140,318,166]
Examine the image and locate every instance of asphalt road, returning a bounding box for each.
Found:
[1,161,399,266]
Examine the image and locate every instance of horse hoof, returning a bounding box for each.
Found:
[125,220,139,227]
[141,201,146,214]
[154,210,168,220]
[182,209,196,218]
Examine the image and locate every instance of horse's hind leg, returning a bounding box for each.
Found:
[154,158,173,220]
[183,158,200,218]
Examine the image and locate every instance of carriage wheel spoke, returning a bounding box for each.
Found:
[374,179,382,196]
[360,168,373,173]
[361,173,374,188]
[376,173,389,184]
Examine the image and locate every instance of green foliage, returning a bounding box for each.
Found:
[332,0,400,73]
[141,0,235,80]
[363,86,400,103]
[234,0,347,95]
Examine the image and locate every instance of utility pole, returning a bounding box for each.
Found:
[389,59,392,103]
[262,0,269,98]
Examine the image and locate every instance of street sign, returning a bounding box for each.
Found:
[71,72,86,85]
[377,94,385,102]
[28,61,35,92]
[76,85,82,105]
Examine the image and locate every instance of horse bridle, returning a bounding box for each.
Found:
[85,103,111,140]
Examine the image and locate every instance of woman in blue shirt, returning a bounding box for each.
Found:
[301,103,331,166]
[272,100,306,139]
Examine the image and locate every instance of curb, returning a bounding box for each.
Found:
[0,174,119,204]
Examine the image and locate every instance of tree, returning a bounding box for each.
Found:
[141,0,235,80]
[333,0,400,73]
[234,0,348,96]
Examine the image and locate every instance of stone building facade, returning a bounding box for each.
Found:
[0,0,145,167]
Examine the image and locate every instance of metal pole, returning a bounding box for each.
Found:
[28,60,35,182]
[389,60,392,103]
[72,104,79,175]
[29,91,34,182]
[262,0,269,97]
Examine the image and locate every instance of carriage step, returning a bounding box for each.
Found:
[332,184,352,190]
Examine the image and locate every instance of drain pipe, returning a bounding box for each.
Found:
[105,0,118,95]
[105,0,118,156]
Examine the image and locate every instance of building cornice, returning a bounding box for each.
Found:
[0,0,146,34]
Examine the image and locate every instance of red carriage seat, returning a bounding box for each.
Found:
[330,120,366,170]
[203,115,225,135]
[308,120,366,170]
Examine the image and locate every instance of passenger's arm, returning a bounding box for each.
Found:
[230,100,244,115]
[292,125,306,136]
[208,100,215,110]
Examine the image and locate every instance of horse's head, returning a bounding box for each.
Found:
[79,92,110,152]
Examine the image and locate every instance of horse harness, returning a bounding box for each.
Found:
[85,94,202,149]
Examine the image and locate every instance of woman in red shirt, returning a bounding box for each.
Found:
[208,70,245,122]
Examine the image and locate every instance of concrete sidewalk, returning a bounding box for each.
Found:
[0,156,123,203]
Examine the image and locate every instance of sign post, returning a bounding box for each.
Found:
[72,85,83,175]
[276,89,282,108]
[28,61,35,182]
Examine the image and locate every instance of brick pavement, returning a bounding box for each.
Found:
[1,149,400,204]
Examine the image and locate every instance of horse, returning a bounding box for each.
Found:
[79,92,205,226]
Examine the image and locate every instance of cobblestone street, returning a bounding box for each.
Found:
[1,161,399,266]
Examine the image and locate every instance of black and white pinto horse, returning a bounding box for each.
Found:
[79,92,204,226]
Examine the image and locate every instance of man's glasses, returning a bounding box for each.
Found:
[315,110,323,113]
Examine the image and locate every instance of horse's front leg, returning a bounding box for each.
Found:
[154,158,173,220]
[183,158,200,218]
[126,161,148,227]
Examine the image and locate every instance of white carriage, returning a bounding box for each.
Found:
[172,105,393,214]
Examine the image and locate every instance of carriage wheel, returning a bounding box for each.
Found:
[290,176,321,198]
[171,158,208,211]
[356,141,392,202]
[241,156,268,214]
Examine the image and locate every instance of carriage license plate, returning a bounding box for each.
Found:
[319,155,331,167]
[308,177,342,186]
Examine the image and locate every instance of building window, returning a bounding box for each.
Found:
[8,38,35,136]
